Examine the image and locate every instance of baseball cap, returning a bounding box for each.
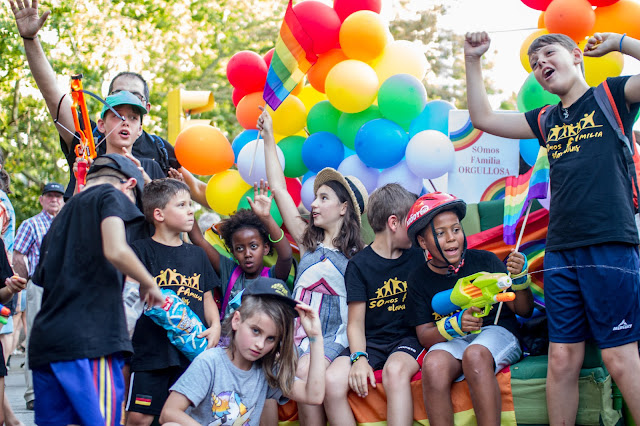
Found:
[42,182,64,195]
[242,277,299,316]
[100,91,147,119]
[87,154,144,205]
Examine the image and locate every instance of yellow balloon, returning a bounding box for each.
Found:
[340,11,387,63]
[373,40,428,85]
[268,95,307,136]
[297,85,327,113]
[205,170,251,216]
[578,40,624,87]
[520,29,549,73]
[325,59,379,113]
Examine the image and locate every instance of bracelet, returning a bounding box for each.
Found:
[350,351,368,364]
[268,228,284,243]
[511,277,531,291]
[21,35,36,41]
[436,310,468,341]
[308,336,317,343]
[620,33,627,52]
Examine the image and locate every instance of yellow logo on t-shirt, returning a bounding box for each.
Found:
[368,277,407,312]
[154,268,202,305]
[545,110,604,160]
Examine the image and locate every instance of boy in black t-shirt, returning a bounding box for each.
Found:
[28,154,164,426]
[465,30,640,423]
[324,183,425,426]
[126,178,221,425]
[405,192,533,426]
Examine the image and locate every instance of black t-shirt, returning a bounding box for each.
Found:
[29,184,145,368]
[130,239,219,371]
[60,123,174,200]
[0,240,14,312]
[346,245,424,345]
[405,249,520,339]
[525,76,640,252]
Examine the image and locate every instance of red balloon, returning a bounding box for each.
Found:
[285,177,302,207]
[333,0,381,21]
[263,48,275,68]
[226,51,268,93]
[520,0,553,10]
[293,1,341,54]
[589,0,619,5]
[232,87,247,107]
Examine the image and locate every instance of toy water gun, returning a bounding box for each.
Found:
[0,304,10,325]
[432,272,515,326]
[69,74,97,188]
[145,289,208,361]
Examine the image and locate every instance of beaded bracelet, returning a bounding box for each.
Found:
[268,228,284,243]
[620,33,627,53]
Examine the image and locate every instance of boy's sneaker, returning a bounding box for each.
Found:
[26,400,34,410]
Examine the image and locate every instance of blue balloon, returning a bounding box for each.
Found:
[232,129,261,162]
[301,170,315,184]
[377,160,423,195]
[301,131,345,173]
[300,174,317,211]
[354,119,408,169]
[338,155,379,194]
[520,138,540,167]
[409,100,456,138]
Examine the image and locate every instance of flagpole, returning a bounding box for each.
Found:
[494,201,533,325]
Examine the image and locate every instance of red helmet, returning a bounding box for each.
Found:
[406,192,467,245]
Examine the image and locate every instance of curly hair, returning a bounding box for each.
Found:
[222,295,298,394]
[219,209,271,254]
[301,180,363,258]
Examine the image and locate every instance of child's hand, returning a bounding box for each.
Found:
[199,326,221,349]
[168,167,185,182]
[295,302,322,339]
[349,358,376,398]
[5,276,27,294]
[464,32,491,59]
[584,32,619,57]
[9,0,50,39]
[256,107,274,139]
[247,180,273,219]
[140,284,164,308]
[123,148,151,184]
[506,250,526,275]
[461,307,483,333]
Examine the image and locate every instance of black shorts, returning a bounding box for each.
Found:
[0,341,6,377]
[125,366,186,415]
[341,336,426,370]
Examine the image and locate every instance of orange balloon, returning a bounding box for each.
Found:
[174,124,234,176]
[291,81,303,96]
[538,11,545,28]
[339,11,387,62]
[593,0,640,40]
[307,49,349,93]
[544,0,595,41]
[235,92,265,129]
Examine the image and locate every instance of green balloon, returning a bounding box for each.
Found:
[307,101,342,136]
[517,72,561,112]
[377,73,427,130]
[337,105,382,150]
[277,135,308,178]
[237,187,283,227]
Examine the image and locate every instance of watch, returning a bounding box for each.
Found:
[350,351,369,364]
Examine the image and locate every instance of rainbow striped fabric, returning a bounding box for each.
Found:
[263,0,318,110]
[503,147,550,245]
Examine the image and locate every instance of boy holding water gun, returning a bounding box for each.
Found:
[405,192,533,426]
[126,178,221,426]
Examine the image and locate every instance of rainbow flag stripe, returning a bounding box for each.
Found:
[264,0,318,110]
[503,148,549,245]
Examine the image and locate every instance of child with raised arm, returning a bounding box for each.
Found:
[405,192,533,426]
[258,108,367,426]
[188,180,293,320]
[465,30,640,423]
[159,277,325,425]
[324,183,424,426]
[125,178,221,426]
[28,154,164,426]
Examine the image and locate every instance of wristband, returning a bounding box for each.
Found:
[620,33,627,52]
[436,309,468,341]
[268,228,284,243]
[21,35,36,41]
[350,351,368,364]
[511,277,531,291]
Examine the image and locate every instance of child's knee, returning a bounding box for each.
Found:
[422,352,457,388]
[325,363,350,398]
[548,342,584,375]
[382,355,418,386]
[461,345,493,374]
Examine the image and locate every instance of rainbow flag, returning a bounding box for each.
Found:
[263,0,318,110]
[503,148,549,245]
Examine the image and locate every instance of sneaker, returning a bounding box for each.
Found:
[26,400,34,410]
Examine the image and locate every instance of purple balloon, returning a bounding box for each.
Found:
[377,160,424,195]
[338,155,379,194]
[300,174,317,211]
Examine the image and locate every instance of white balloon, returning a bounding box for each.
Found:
[300,174,317,211]
[405,130,455,179]
[377,160,423,195]
[237,140,285,185]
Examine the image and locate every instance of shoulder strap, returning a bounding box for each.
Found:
[537,105,554,144]
[220,266,243,319]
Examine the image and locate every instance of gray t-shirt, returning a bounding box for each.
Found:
[170,347,286,425]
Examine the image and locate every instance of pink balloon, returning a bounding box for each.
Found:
[333,0,382,21]
[520,0,553,10]
[263,48,275,68]
[293,1,341,54]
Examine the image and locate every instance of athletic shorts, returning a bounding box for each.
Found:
[427,325,521,382]
[0,315,13,335]
[544,243,640,349]
[126,366,187,415]
[32,354,125,426]
[340,336,426,370]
